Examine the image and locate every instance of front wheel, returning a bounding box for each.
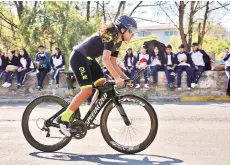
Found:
[100,95,158,154]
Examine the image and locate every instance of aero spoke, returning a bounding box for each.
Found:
[118,126,127,140]
[130,125,144,136]
[130,125,140,140]
[128,126,133,146]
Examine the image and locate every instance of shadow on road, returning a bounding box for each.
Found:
[30,152,183,165]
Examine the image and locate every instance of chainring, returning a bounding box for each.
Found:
[70,120,87,139]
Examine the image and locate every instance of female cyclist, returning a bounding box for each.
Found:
[59,15,137,136]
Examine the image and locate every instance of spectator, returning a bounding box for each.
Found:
[175,44,193,90]
[0,51,6,79]
[190,42,211,88]
[2,50,20,88]
[49,47,65,88]
[124,47,136,78]
[16,48,34,89]
[135,45,150,89]
[223,50,230,96]
[149,46,162,85]
[163,45,177,89]
[35,45,51,90]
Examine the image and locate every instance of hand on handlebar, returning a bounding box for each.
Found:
[115,77,125,87]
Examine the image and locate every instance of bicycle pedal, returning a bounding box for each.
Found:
[89,123,100,129]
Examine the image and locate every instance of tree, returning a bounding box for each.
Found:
[114,1,126,21]
[86,1,90,21]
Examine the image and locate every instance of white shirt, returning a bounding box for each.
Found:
[127,57,133,67]
[20,57,34,69]
[177,53,188,66]
[150,56,161,66]
[167,55,172,65]
[0,57,2,66]
[52,55,65,69]
[138,53,149,61]
[191,51,205,66]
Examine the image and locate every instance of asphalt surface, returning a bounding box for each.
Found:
[0,102,229,165]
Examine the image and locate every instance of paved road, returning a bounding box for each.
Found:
[0,102,229,165]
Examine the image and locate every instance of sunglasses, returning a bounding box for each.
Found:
[126,25,137,35]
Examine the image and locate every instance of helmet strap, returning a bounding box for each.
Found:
[121,29,127,41]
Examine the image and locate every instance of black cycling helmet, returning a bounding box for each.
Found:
[115,15,137,41]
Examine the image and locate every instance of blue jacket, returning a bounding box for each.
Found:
[223,52,230,61]
[5,55,20,68]
[163,52,177,66]
[0,55,6,69]
[124,55,136,68]
[19,55,33,69]
[35,52,50,70]
[50,54,65,69]
[190,49,211,70]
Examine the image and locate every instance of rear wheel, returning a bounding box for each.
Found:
[22,95,72,152]
[100,95,158,154]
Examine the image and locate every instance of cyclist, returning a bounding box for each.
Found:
[59,15,137,136]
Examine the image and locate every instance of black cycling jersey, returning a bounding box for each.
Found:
[73,27,122,58]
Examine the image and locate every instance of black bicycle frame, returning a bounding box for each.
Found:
[46,68,147,129]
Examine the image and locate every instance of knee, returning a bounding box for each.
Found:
[94,79,105,87]
[81,88,93,97]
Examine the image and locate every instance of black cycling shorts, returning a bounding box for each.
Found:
[70,50,105,89]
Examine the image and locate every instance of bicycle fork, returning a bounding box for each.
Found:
[113,97,131,126]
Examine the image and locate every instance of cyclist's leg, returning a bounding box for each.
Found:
[88,57,105,105]
[61,51,93,124]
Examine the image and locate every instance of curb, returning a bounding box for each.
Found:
[0,96,229,104]
[180,96,230,102]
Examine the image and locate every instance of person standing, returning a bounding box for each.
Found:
[35,45,51,90]
[49,47,65,88]
[223,50,230,96]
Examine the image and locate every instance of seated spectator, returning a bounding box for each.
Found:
[135,45,150,89]
[49,47,65,88]
[16,48,34,89]
[149,46,162,85]
[190,42,211,88]
[223,50,230,96]
[124,47,136,79]
[163,45,177,89]
[35,45,51,90]
[0,51,6,79]
[175,44,193,90]
[2,50,20,88]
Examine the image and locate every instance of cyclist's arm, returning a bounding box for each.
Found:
[103,50,120,79]
[110,56,128,79]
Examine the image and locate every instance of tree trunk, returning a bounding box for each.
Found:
[178,1,188,51]
[130,1,143,16]
[114,1,126,21]
[14,1,24,20]
[187,1,195,49]
[102,1,106,23]
[86,1,90,21]
[198,1,209,47]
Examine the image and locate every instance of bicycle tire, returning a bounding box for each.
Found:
[100,94,158,154]
[21,95,72,152]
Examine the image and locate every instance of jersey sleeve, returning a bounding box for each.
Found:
[104,41,114,51]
